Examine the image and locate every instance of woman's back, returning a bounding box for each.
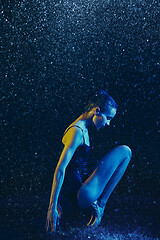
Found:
[59,125,91,210]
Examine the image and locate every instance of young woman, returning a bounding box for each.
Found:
[45,90,132,232]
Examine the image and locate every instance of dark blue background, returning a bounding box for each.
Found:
[1,0,159,239]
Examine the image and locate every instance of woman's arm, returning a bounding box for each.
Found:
[46,127,83,232]
[48,146,77,210]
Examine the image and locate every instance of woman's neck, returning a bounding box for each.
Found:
[77,112,93,129]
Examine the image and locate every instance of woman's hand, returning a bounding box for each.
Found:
[45,206,60,232]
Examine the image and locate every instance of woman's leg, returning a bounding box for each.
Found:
[97,154,131,206]
[77,145,132,209]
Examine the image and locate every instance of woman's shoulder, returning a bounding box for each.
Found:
[62,121,84,145]
[65,120,84,132]
[62,120,90,147]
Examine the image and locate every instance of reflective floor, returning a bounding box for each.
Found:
[1,194,159,240]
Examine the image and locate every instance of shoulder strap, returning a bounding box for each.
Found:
[63,125,85,144]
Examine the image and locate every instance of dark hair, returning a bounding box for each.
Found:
[85,90,118,113]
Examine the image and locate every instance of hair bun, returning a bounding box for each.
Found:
[96,89,108,97]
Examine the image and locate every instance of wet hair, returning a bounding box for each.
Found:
[85,90,118,113]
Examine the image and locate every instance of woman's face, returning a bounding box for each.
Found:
[92,107,117,130]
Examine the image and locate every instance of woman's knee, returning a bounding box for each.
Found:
[119,145,132,159]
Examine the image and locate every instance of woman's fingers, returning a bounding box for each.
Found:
[87,214,98,227]
[45,220,49,232]
[51,218,56,232]
[91,216,97,226]
[45,217,55,232]
[45,210,60,232]
[87,214,93,226]
[51,216,59,232]
[57,216,59,227]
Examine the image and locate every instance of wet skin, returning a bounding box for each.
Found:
[45,106,132,231]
